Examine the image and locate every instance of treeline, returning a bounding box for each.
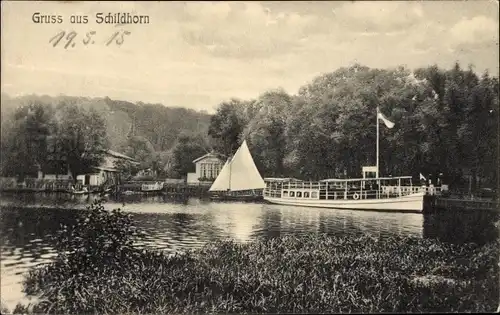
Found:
[0,94,212,180]
[1,62,497,188]
[0,99,108,181]
[204,63,498,189]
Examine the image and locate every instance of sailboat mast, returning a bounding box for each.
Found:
[376,107,380,178]
[228,155,232,191]
[229,142,233,192]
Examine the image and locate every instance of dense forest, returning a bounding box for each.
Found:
[1,62,498,189]
[206,63,498,189]
[0,94,212,180]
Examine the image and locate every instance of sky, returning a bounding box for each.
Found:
[1,1,499,112]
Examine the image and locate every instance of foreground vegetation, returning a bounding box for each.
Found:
[9,200,499,314]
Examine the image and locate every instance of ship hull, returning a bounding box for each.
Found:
[210,194,263,202]
[263,192,425,212]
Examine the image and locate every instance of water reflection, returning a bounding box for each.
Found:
[0,193,498,310]
[209,203,264,242]
[423,210,499,245]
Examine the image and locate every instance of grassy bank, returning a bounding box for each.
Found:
[12,201,500,314]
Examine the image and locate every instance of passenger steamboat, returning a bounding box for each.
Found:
[263,107,427,212]
[263,173,426,212]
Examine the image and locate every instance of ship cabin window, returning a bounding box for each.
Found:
[289,191,295,197]
[311,192,318,198]
[296,191,302,198]
[283,191,289,197]
[304,192,310,198]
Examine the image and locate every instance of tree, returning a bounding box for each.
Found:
[120,136,157,172]
[53,102,109,182]
[245,89,292,176]
[0,102,54,179]
[113,159,139,182]
[170,133,208,178]
[208,99,248,157]
[157,150,175,178]
[458,71,498,188]
[287,65,444,180]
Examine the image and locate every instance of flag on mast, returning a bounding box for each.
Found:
[377,107,395,129]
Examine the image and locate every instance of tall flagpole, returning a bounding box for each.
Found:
[376,107,379,178]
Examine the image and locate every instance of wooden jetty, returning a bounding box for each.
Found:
[120,181,164,196]
[0,177,81,193]
[163,183,211,198]
[435,197,499,212]
[421,186,498,213]
[118,180,211,198]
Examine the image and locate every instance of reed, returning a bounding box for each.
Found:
[14,201,500,314]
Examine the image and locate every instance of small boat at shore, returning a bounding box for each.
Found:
[209,140,266,202]
[90,186,113,194]
[263,107,426,212]
[93,187,113,196]
[70,187,89,195]
[70,186,113,195]
[141,182,163,194]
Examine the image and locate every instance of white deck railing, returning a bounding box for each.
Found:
[264,185,442,199]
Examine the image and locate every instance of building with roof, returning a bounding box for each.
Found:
[187,152,225,185]
[76,150,139,186]
[38,149,139,187]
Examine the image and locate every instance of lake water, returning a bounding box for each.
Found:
[1,193,498,310]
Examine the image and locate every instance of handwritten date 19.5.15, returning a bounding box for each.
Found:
[49,30,131,48]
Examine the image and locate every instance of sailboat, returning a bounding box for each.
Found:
[263,107,427,212]
[209,140,266,202]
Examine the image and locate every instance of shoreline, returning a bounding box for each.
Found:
[2,199,498,313]
[10,234,499,314]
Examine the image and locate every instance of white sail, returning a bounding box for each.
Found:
[209,159,231,192]
[230,140,266,191]
[209,140,266,192]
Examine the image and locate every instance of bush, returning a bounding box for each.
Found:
[20,199,143,313]
[17,201,500,314]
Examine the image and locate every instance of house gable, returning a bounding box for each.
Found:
[188,153,225,184]
[193,153,222,164]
